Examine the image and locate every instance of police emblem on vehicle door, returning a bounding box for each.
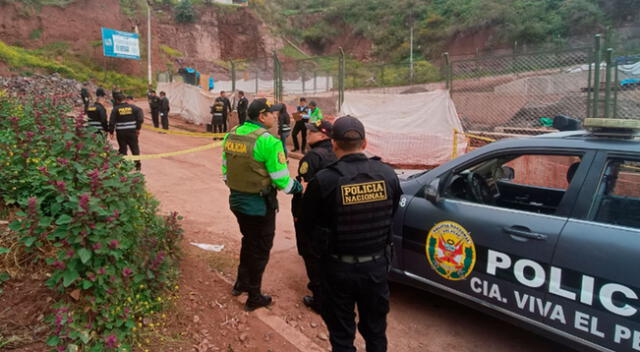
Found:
[426,221,476,281]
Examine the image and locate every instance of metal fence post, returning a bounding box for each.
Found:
[230,60,236,93]
[613,59,619,118]
[593,34,602,119]
[586,52,593,118]
[313,71,317,93]
[338,48,345,111]
[604,48,613,118]
[443,52,451,91]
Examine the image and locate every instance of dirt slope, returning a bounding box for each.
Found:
[0,0,281,77]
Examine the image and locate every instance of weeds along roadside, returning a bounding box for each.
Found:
[0,89,183,351]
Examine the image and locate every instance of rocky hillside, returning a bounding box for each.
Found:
[0,0,282,78]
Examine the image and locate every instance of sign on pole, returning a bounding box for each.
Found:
[101,27,141,60]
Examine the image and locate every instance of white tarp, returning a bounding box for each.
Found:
[212,76,333,95]
[340,89,466,166]
[158,82,216,125]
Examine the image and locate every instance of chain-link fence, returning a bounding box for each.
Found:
[344,60,444,91]
[449,47,593,135]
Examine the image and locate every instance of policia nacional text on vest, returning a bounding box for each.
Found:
[109,95,144,170]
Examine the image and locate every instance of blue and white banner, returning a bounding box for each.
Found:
[101,27,140,60]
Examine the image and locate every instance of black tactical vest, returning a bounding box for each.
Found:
[330,160,394,255]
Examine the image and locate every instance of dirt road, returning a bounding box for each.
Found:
[134,117,564,351]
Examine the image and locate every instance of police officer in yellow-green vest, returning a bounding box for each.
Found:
[222,98,302,311]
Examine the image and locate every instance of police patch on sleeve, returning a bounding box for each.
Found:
[278,152,287,164]
[340,181,387,205]
[299,161,309,175]
[426,221,476,281]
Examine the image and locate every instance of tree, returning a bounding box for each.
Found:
[175,0,197,24]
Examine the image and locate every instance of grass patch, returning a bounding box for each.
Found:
[279,44,309,60]
[0,40,148,96]
[205,252,238,275]
[160,44,183,58]
[28,28,43,41]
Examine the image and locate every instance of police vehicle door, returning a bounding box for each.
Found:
[401,150,593,325]
[548,153,640,352]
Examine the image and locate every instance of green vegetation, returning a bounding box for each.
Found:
[175,0,197,23]
[0,40,148,96]
[0,93,183,351]
[28,28,43,40]
[160,44,183,58]
[261,0,638,61]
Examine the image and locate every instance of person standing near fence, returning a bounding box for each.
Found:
[292,97,309,153]
[147,89,161,128]
[219,90,232,132]
[237,90,248,125]
[211,97,227,138]
[222,98,303,311]
[277,104,292,158]
[159,91,170,131]
[308,100,324,122]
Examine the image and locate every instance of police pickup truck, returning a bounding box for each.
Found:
[390,118,640,352]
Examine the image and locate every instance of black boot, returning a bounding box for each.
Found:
[245,294,272,311]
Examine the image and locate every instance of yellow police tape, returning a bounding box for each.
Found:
[142,124,227,138]
[123,141,222,161]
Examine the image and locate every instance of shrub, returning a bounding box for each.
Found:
[0,40,149,96]
[175,0,196,23]
[0,91,182,351]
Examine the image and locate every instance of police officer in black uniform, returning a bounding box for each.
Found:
[80,82,91,112]
[86,88,108,135]
[236,90,249,125]
[147,89,161,128]
[301,116,400,352]
[109,93,144,170]
[293,119,336,313]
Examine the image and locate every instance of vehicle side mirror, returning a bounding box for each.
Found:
[424,178,441,204]
[501,166,515,180]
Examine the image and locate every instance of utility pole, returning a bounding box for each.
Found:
[147,1,152,85]
[408,5,415,82]
[410,23,414,82]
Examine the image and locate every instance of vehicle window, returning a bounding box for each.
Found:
[590,159,640,229]
[444,153,582,215]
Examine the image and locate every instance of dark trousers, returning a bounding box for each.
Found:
[232,209,276,296]
[238,112,247,125]
[223,117,228,132]
[160,112,169,130]
[151,108,160,128]
[292,120,307,152]
[321,258,389,352]
[116,131,141,170]
[294,220,322,304]
[213,124,224,133]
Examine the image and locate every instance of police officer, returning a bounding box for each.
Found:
[109,93,144,170]
[222,98,303,311]
[210,97,226,136]
[147,89,161,128]
[236,90,248,125]
[218,90,232,132]
[158,91,170,131]
[80,82,91,112]
[291,97,309,153]
[301,116,400,352]
[86,88,108,135]
[292,119,336,313]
